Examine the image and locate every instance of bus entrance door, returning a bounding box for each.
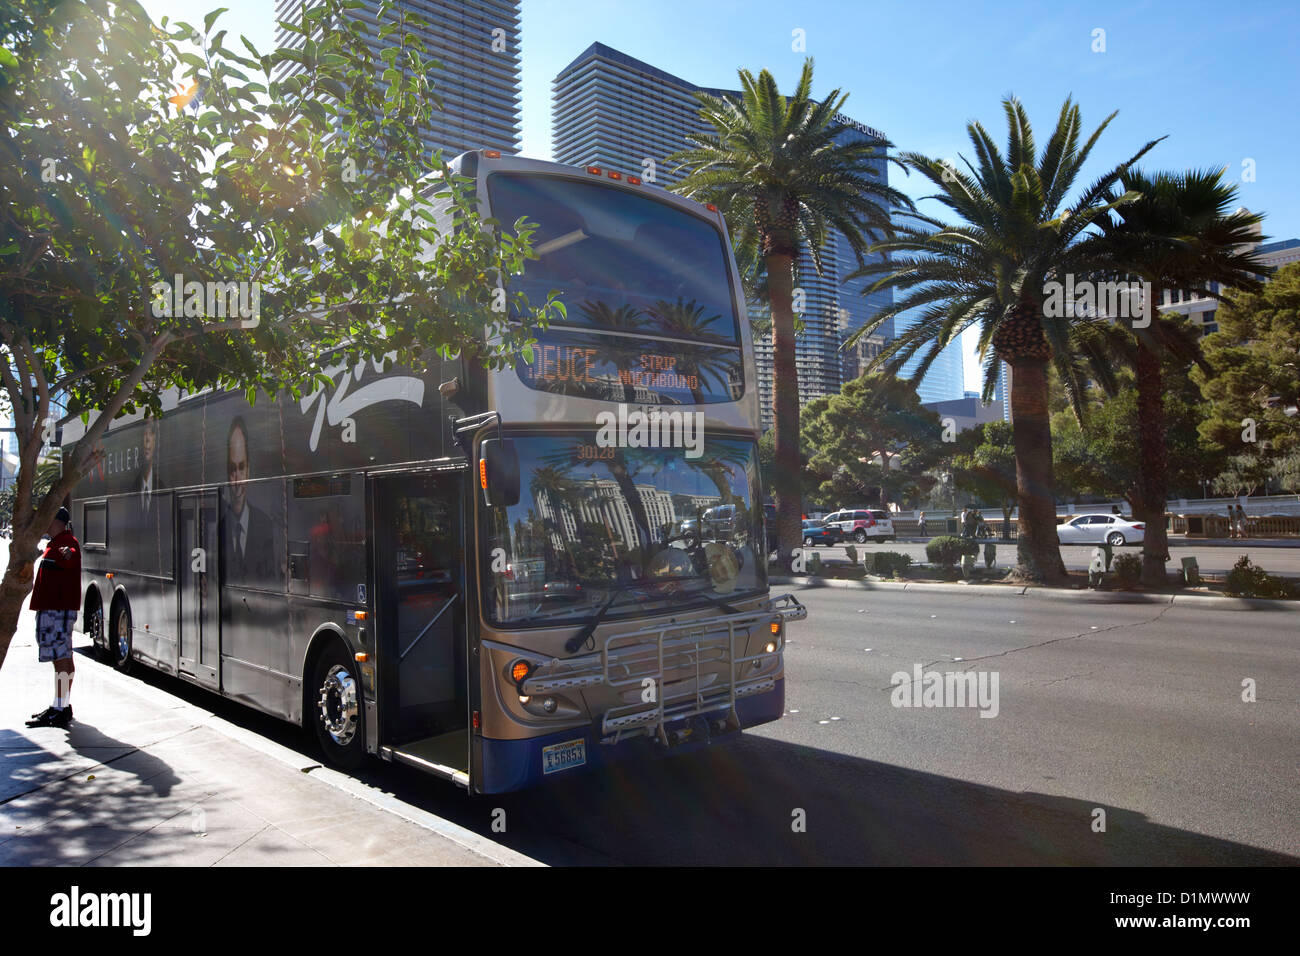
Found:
[177,491,221,688]
[373,473,469,784]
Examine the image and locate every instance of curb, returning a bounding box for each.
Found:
[68,637,546,868]
[770,576,1300,611]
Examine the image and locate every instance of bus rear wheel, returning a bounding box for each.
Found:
[84,597,106,662]
[311,643,367,770]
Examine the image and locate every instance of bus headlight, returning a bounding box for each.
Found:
[765,641,778,654]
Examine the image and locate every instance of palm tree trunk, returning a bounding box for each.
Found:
[767,251,802,569]
[1008,358,1067,582]
[1134,342,1170,587]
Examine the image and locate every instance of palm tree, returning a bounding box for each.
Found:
[845,97,1160,581]
[1081,167,1268,585]
[669,58,912,567]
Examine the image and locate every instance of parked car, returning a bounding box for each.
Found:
[824,508,895,543]
[1056,513,1146,546]
[801,519,843,547]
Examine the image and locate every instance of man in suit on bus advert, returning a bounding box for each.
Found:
[223,416,278,585]
[26,507,82,729]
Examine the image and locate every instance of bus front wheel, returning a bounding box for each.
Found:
[311,643,367,770]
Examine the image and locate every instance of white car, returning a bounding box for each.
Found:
[824,508,896,544]
[1056,513,1146,546]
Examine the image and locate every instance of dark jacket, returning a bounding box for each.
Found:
[32,529,81,611]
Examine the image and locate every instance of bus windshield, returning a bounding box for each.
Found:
[484,434,765,626]
[487,172,740,344]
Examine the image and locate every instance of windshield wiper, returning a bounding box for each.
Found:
[564,589,623,654]
[562,575,743,653]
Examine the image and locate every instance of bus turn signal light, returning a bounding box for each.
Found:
[479,458,488,491]
[353,610,367,621]
[354,652,368,663]
[770,620,781,635]
[511,660,532,684]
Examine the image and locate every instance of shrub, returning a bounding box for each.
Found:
[869,551,912,577]
[925,535,978,568]
[1112,553,1141,585]
[1225,556,1298,598]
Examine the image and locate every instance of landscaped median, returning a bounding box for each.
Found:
[772,541,1300,610]
[767,574,1300,610]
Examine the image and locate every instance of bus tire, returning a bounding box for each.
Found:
[310,641,366,770]
[84,592,107,662]
[109,599,134,673]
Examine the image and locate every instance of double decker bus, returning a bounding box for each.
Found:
[63,150,804,794]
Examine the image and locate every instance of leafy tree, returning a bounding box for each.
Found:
[1052,368,1219,510]
[1194,262,1300,487]
[950,420,1017,537]
[0,0,560,668]
[846,97,1158,581]
[1082,167,1267,584]
[801,372,944,508]
[669,59,911,568]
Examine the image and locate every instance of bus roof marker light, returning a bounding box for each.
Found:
[484,149,501,159]
[627,175,641,185]
[706,203,719,212]
[607,171,621,180]
[586,166,602,176]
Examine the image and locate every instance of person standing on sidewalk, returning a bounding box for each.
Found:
[26,507,81,729]
[918,511,927,537]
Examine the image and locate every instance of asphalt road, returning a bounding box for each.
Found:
[801,538,1300,577]
[111,584,1300,865]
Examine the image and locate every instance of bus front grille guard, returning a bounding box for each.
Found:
[520,594,807,746]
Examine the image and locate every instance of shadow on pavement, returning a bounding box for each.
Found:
[470,734,1299,866]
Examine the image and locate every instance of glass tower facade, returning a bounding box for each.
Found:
[273,0,522,162]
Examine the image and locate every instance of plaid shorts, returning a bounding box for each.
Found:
[36,609,75,663]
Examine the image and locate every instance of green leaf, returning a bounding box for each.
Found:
[204,8,229,33]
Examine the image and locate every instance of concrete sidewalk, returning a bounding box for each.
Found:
[0,607,541,867]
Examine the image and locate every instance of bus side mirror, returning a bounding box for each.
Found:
[479,439,520,508]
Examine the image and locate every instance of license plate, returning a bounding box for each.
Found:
[541,738,587,775]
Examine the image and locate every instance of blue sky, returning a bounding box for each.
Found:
[141,0,1300,389]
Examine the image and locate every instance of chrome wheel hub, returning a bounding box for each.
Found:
[115,613,130,663]
[318,664,359,746]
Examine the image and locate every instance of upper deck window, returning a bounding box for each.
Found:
[487,172,740,345]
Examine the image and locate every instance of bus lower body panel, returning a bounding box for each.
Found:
[474,679,784,794]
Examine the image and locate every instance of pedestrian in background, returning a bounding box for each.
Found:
[959,507,969,538]
[918,511,927,537]
[26,506,81,729]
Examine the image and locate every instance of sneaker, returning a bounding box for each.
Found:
[25,706,72,728]
[25,707,58,727]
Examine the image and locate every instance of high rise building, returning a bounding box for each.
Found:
[890,300,966,404]
[553,42,907,431]
[272,0,521,163]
